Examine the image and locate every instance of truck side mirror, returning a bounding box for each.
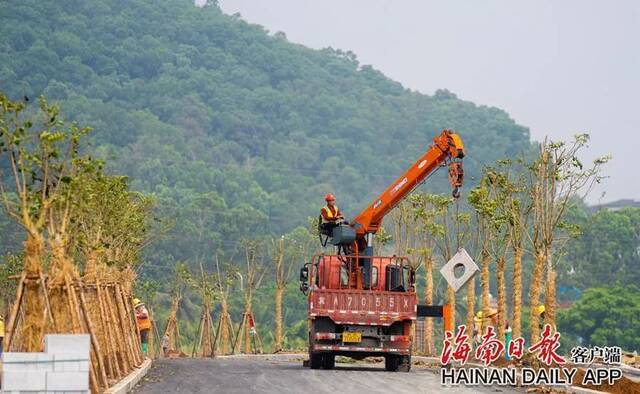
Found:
[300,266,309,282]
[409,268,416,290]
[299,265,309,295]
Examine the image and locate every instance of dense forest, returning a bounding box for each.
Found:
[0,0,531,275]
[1,0,638,353]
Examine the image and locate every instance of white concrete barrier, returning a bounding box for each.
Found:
[2,334,90,393]
[105,358,152,394]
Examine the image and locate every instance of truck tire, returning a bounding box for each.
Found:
[308,317,335,370]
[385,355,400,372]
[310,352,323,369]
[322,353,335,369]
[398,355,411,372]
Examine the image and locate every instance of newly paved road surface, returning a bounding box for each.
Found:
[133,355,521,394]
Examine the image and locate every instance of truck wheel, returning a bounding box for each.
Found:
[310,352,323,369]
[398,355,411,372]
[385,355,400,372]
[322,353,335,369]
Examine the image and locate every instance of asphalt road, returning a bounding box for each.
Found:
[132,355,521,394]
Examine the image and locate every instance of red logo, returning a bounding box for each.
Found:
[508,336,525,360]
[441,325,471,365]
[475,326,505,366]
[528,324,566,366]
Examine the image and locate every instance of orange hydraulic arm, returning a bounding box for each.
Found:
[351,129,465,239]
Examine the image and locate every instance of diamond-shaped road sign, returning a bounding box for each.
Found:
[440,248,479,293]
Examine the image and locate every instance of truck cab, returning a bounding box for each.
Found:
[300,254,417,371]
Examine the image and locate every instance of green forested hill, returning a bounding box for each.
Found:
[0,0,532,275]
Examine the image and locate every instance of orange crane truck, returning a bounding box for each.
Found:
[299,130,464,371]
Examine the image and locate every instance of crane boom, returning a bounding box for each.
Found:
[351,129,465,239]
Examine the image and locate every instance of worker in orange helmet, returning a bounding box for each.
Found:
[319,193,345,235]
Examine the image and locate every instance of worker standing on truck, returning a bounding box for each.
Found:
[320,193,344,234]
[134,298,151,356]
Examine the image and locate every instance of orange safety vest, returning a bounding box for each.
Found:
[321,205,340,223]
[136,307,152,331]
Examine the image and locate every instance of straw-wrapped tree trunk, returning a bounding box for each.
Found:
[163,263,189,356]
[271,236,295,352]
[423,254,435,354]
[164,295,182,355]
[527,136,608,342]
[193,297,215,358]
[216,296,233,354]
[429,194,472,331]
[1,93,158,392]
[469,169,511,342]
[407,194,448,354]
[233,240,265,354]
[71,166,156,374]
[465,273,475,342]
[479,242,491,319]
[188,262,217,358]
[213,256,235,355]
[465,216,483,345]
[493,160,531,340]
[1,97,52,352]
[48,181,111,392]
[0,95,89,353]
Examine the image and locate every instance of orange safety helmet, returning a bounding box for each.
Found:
[324,193,335,202]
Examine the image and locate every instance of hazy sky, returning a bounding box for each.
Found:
[219,0,640,203]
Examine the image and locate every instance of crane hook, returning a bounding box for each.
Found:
[452,187,461,199]
[448,160,464,199]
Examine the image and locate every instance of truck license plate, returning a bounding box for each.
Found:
[342,332,362,343]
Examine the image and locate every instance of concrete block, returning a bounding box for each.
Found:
[2,351,43,363]
[36,353,55,371]
[54,353,90,372]
[46,371,90,391]
[36,353,53,372]
[2,352,40,371]
[2,370,47,391]
[45,334,90,355]
[440,248,479,293]
[2,352,54,371]
[54,359,79,372]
